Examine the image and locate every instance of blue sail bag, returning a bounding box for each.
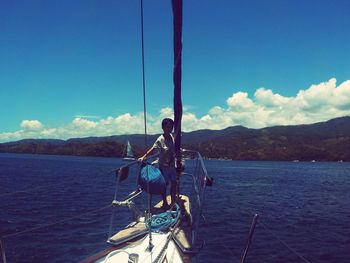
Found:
[139,163,166,195]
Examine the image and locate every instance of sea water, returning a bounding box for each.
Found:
[1,153,349,263]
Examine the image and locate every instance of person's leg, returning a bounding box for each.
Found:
[170,180,177,205]
[159,166,169,210]
[162,193,169,209]
[169,167,178,205]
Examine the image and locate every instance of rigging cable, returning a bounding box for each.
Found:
[0,203,111,263]
[140,0,147,149]
[2,204,112,239]
[0,180,67,198]
[139,0,153,252]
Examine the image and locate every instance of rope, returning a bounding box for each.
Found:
[2,204,111,239]
[146,204,181,233]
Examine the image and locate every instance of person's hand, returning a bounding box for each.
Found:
[138,156,145,162]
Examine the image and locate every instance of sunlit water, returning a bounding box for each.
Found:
[1,153,349,263]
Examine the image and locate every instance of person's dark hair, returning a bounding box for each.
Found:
[161,118,174,128]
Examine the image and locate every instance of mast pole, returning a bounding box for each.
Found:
[172,0,183,173]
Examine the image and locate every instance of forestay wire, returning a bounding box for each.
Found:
[1,0,154,260]
[139,0,154,251]
[140,0,148,149]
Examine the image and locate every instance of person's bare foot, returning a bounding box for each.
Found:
[161,203,170,211]
[169,200,177,209]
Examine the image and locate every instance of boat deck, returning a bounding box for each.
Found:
[108,221,147,245]
[80,195,194,263]
[154,195,193,252]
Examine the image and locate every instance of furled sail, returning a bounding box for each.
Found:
[172,0,183,165]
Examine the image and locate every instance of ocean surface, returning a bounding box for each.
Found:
[1,153,349,263]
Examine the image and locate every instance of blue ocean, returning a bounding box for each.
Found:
[1,153,349,263]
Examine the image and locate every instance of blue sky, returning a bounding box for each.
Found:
[1,0,350,142]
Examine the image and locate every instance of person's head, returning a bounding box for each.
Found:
[161,118,174,133]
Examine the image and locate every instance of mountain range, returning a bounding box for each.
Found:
[1,116,349,161]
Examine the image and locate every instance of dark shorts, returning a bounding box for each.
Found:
[160,166,177,183]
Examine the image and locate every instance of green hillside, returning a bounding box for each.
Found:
[1,116,349,161]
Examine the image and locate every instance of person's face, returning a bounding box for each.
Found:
[163,123,173,133]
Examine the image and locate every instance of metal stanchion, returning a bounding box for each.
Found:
[240,214,259,263]
[1,238,7,263]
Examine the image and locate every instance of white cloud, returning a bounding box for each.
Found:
[255,88,291,108]
[208,106,224,115]
[226,91,255,111]
[20,120,43,130]
[74,115,100,119]
[0,130,24,142]
[73,118,97,129]
[159,107,173,118]
[1,78,350,143]
[180,78,350,130]
[41,128,57,136]
[331,80,350,110]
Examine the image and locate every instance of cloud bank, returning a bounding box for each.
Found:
[1,78,350,143]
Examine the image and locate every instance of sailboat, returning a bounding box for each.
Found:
[80,0,212,262]
[123,140,136,161]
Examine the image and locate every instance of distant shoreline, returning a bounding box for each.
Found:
[0,152,347,163]
[1,116,350,162]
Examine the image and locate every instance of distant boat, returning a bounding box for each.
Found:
[122,140,136,161]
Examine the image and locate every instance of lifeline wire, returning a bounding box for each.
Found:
[259,220,312,263]
[216,205,313,263]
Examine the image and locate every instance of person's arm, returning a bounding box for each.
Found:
[138,146,155,162]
